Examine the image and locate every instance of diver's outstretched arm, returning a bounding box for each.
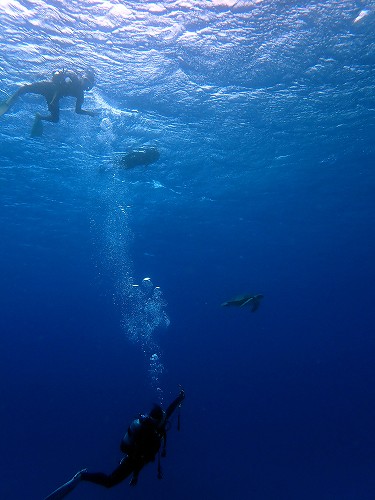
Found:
[165,387,185,419]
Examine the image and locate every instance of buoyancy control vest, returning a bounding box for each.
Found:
[120,414,166,461]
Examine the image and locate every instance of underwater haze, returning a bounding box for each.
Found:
[1,1,375,499]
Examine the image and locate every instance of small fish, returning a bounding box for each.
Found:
[221,293,264,312]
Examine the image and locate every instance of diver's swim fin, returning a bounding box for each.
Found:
[44,470,86,500]
[31,114,43,137]
[0,93,19,117]
[0,98,12,117]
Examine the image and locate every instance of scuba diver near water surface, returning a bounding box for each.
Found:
[44,388,185,500]
[0,68,97,137]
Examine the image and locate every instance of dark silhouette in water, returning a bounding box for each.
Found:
[221,293,264,312]
[118,146,160,169]
[0,68,96,137]
[44,388,185,500]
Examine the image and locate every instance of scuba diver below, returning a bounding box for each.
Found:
[44,388,185,500]
[0,68,97,137]
[117,146,160,169]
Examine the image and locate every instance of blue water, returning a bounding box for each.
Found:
[1,1,375,499]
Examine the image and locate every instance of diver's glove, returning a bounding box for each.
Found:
[178,384,185,401]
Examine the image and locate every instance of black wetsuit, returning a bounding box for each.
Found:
[13,70,94,123]
[80,391,185,488]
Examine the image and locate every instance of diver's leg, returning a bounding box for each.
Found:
[1,82,54,117]
[15,82,53,102]
[30,96,59,136]
[43,99,59,122]
[80,457,134,488]
[35,98,59,123]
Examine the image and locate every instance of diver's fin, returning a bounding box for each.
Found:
[44,470,86,500]
[0,93,19,117]
[31,114,43,137]
[0,99,12,117]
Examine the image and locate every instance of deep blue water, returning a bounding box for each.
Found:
[1,1,375,499]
